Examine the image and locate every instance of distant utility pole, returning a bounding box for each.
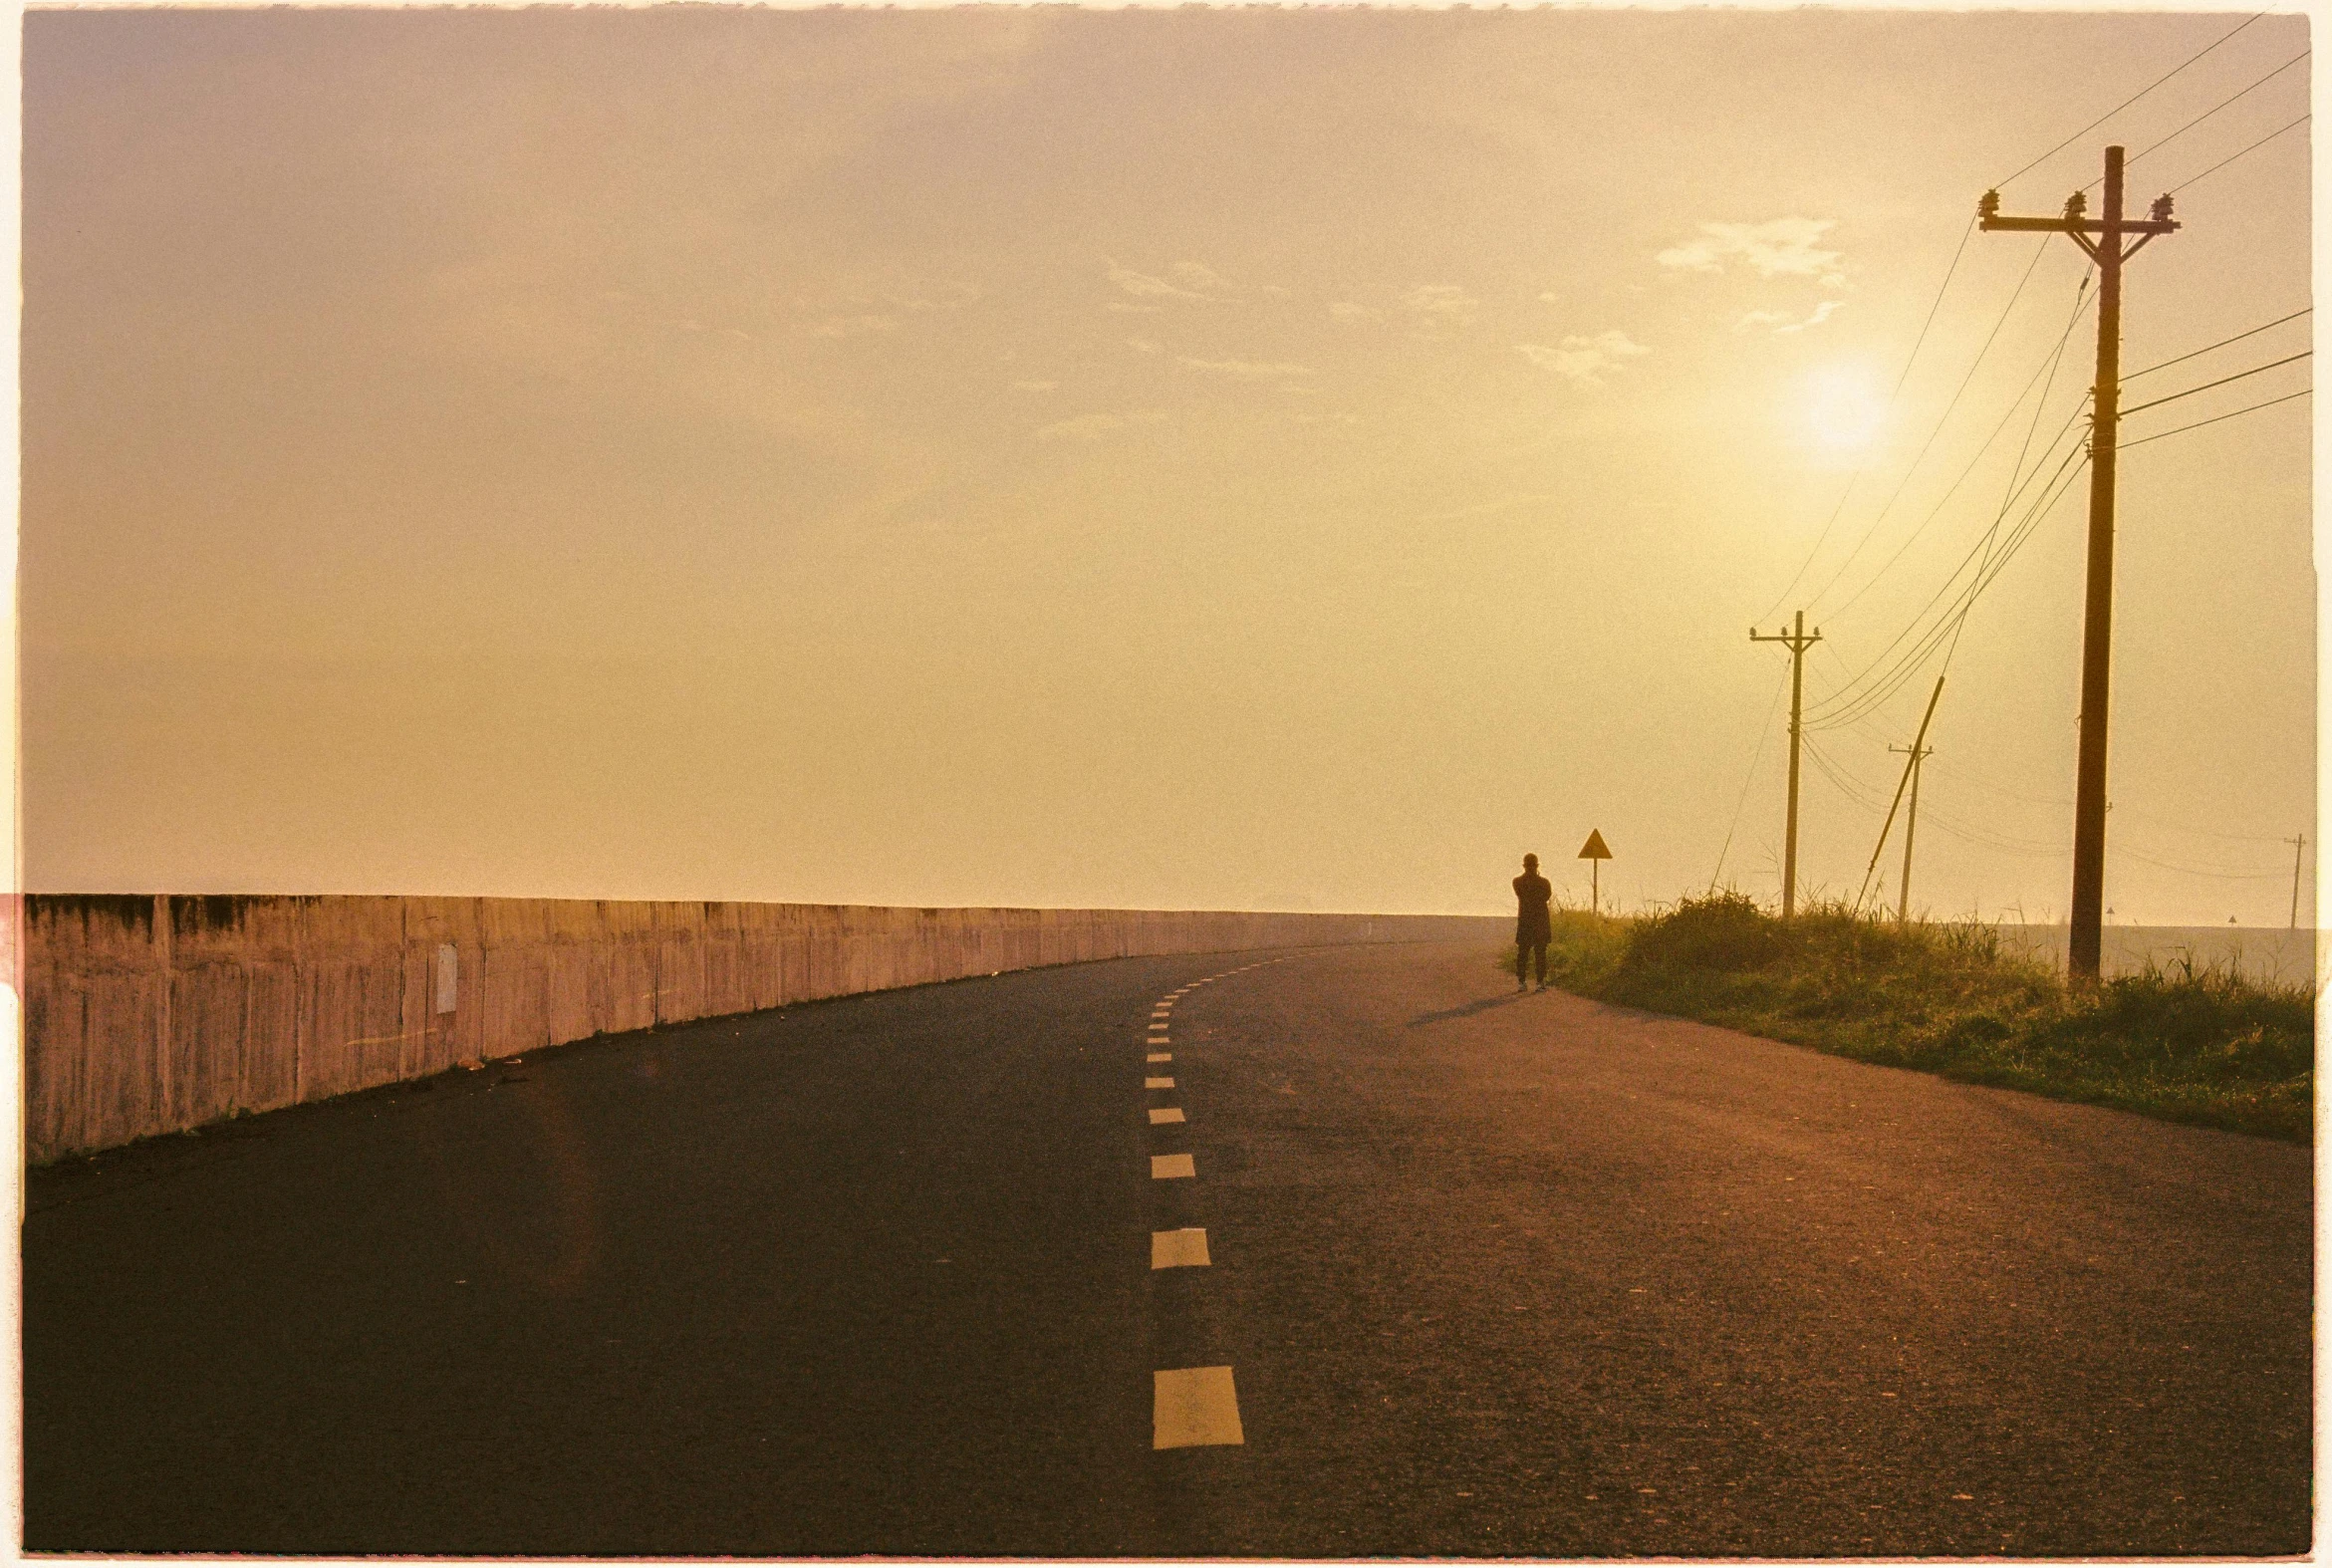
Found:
[1750,610,1821,917]
[1890,738,1933,925]
[1857,676,1945,916]
[2289,833,2307,930]
[1979,145,2180,983]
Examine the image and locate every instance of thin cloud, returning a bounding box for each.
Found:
[1110,259,1240,304]
[1420,493,1557,524]
[894,282,980,312]
[1036,412,1125,441]
[1658,218,1847,287]
[1329,301,1383,322]
[1177,357,1316,381]
[1109,262,1206,301]
[1401,283,1478,334]
[1035,408,1166,441]
[1171,261,1237,295]
[800,277,978,334]
[1736,301,1846,335]
[1516,330,1652,386]
[809,314,899,338]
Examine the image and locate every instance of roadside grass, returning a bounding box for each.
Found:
[1506,891,2314,1142]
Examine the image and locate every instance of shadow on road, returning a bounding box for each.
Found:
[1405,991,1533,1028]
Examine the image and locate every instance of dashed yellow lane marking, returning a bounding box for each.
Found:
[1146,1076,1174,1089]
[1148,1052,1171,1063]
[1152,1154,1195,1179]
[1154,1366,1244,1448]
[1149,1107,1185,1125]
[1151,1228,1211,1269]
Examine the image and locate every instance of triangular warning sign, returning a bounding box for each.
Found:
[1578,829,1613,861]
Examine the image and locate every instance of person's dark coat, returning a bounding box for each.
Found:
[1513,871,1554,944]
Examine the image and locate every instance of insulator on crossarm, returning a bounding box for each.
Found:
[1977,190,2000,223]
[2063,190,2088,221]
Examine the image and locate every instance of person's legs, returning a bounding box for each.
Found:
[1517,942,1529,990]
[1527,940,1548,986]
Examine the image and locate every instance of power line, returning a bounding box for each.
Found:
[2115,805,2304,846]
[1808,238,2057,614]
[2120,351,2310,416]
[1828,271,2095,621]
[2113,49,2311,176]
[2125,307,2310,381]
[1810,418,2090,720]
[1708,661,1792,893]
[1817,455,2090,732]
[2171,112,2309,193]
[1949,279,2092,667]
[1755,219,1976,625]
[1916,755,2297,848]
[1993,13,2261,188]
[2119,387,2311,449]
[1808,447,2087,734]
[2115,845,2290,881]
[1808,441,2092,732]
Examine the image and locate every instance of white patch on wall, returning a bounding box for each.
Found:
[435,944,458,1015]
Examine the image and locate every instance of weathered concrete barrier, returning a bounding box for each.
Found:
[23,895,1501,1163]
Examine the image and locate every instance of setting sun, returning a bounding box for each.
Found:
[1806,365,1890,450]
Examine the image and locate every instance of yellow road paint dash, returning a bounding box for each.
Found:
[1152,1153,1195,1179]
[1149,1052,1171,1062]
[1154,1366,1244,1448]
[1150,1107,1185,1125]
[1152,1228,1211,1268]
[1146,1076,1174,1089]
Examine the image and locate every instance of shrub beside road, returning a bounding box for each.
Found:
[1515,893,2314,1142]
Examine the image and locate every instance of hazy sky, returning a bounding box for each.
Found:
[21,5,2316,921]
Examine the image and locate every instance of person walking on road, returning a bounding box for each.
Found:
[1514,853,1553,992]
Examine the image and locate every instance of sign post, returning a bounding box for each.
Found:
[1578,829,1613,915]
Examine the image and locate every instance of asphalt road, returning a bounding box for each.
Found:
[23,939,2314,1555]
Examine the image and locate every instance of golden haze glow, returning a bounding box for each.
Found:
[19,7,2315,924]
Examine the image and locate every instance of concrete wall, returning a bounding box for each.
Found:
[23,895,1502,1164]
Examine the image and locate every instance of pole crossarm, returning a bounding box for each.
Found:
[1978,187,2178,266]
[1978,216,2180,236]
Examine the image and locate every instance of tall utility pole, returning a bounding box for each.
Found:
[1890,737,1933,924]
[1979,146,2180,982]
[2289,833,2307,930]
[1750,610,1822,917]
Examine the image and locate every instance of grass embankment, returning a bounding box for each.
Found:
[1511,892,2314,1142]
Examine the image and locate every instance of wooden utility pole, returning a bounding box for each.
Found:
[1750,610,1821,917]
[1890,738,1933,924]
[1978,147,2179,982]
[2289,833,2307,929]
